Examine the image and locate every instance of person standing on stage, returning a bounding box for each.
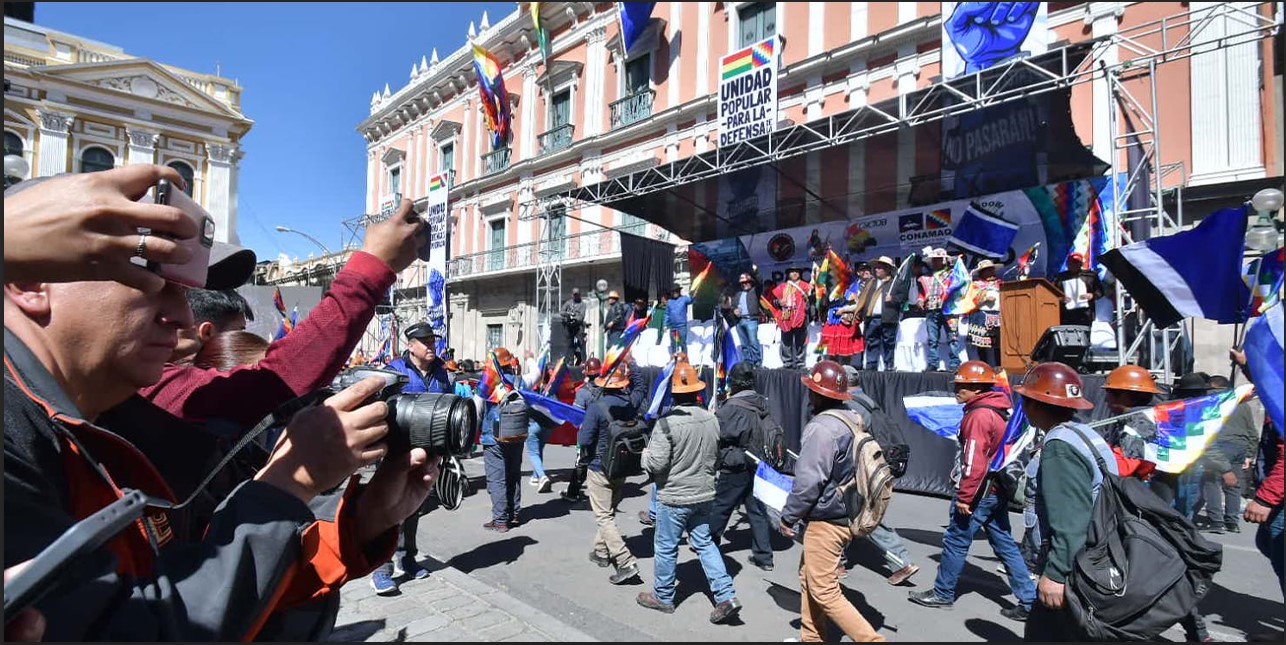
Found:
[666,284,694,355]
[1053,252,1103,327]
[774,266,812,370]
[603,290,629,347]
[729,273,764,367]
[917,248,963,373]
[967,260,1003,368]
[561,288,589,365]
[855,256,903,372]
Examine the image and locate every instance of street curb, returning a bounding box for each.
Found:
[422,555,599,642]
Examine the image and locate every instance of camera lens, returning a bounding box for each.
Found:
[387,392,477,457]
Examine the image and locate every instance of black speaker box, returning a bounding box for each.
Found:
[1030,325,1091,371]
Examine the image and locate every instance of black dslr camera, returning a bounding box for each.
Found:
[329,367,477,457]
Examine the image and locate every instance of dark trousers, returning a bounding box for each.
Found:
[924,309,962,371]
[1025,603,1080,641]
[376,513,420,575]
[780,327,807,369]
[708,469,774,564]
[975,342,1000,368]
[566,324,585,363]
[484,442,524,523]
[564,463,587,499]
[863,321,897,371]
[1201,456,1245,526]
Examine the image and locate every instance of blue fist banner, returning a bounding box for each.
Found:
[942,2,1047,78]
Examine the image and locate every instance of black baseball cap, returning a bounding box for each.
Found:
[404,322,436,341]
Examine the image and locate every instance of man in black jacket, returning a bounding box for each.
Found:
[857,256,904,371]
[728,273,764,366]
[1053,253,1103,327]
[577,362,642,585]
[603,290,629,347]
[709,362,776,570]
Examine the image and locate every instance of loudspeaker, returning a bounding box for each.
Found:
[1030,325,1091,371]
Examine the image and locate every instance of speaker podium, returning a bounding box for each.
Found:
[998,278,1064,374]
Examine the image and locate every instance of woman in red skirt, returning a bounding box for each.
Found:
[820,274,866,364]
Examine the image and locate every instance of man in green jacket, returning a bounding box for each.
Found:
[1014,362,1118,642]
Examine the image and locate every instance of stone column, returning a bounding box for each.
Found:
[205,143,238,244]
[522,63,538,158]
[35,109,74,177]
[126,128,159,166]
[584,26,608,136]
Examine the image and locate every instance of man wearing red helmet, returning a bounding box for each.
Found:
[1013,362,1117,640]
[1054,252,1104,327]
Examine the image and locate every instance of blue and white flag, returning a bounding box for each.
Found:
[617,2,656,53]
[644,358,676,421]
[1100,206,1251,328]
[517,389,586,429]
[948,204,1020,260]
[903,393,964,439]
[1245,301,1284,437]
[752,460,793,513]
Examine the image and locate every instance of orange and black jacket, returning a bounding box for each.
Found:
[3,330,396,640]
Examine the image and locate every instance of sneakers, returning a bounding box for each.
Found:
[908,589,954,608]
[370,571,399,595]
[1225,521,1241,533]
[483,520,509,533]
[709,597,743,624]
[537,475,552,493]
[747,556,775,572]
[636,591,676,614]
[638,511,655,527]
[1001,605,1030,622]
[393,562,429,580]
[560,490,586,503]
[887,564,920,586]
[609,562,641,585]
[588,551,612,568]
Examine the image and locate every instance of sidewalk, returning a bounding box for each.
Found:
[329,554,598,642]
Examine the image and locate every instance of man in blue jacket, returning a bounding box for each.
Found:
[370,322,451,593]
[666,284,693,355]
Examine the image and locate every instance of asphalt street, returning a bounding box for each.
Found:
[343,444,1283,642]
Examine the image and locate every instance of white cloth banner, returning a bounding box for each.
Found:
[425,173,450,352]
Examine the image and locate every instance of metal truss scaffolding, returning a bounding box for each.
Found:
[516,2,1280,377]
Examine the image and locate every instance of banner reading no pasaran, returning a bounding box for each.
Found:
[718,36,778,148]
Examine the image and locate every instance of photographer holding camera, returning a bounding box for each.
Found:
[561,288,588,365]
[3,169,439,640]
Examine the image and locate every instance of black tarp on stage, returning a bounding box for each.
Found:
[630,366,1111,498]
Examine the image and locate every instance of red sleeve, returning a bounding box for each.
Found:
[1254,435,1284,508]
[955,409,996,506]
[141,251,396,429]
[278,476,398,608]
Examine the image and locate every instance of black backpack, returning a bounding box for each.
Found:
[748,404,788,472]
[1060,426,1223,641]
[598,404,648,480]
[849,394,910,478]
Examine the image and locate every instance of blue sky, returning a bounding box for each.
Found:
[38,1,514,262]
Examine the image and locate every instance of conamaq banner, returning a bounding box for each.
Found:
[426,173,451,355]
[718,36,778,148]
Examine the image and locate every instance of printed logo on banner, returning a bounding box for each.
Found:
[718,36,779,148]
[927,209,952,230]
[900,214,925,233]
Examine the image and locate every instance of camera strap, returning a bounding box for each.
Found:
[143,389,329,512]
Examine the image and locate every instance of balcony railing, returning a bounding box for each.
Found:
[448,224,672,280]
[609,90,655,130]
[537,123,575,156]
[481,147,512,176]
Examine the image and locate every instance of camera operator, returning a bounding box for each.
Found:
[142,199,425,431]
[561,288,588,365]
[3,174,438,640]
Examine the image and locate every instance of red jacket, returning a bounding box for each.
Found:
[142,251,395,428]
[1255,430,1284,509]
[956,390,1010,506]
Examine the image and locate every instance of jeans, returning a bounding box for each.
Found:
[709,469,774,564]
[669,322,688,355]
[648,484,659,520]
[864,523,915,573]
[525,421,548,480]
[376,513,420,576]
[1258,506,1285,594]
[863,321,897,371]
[932,494,1035,608]
[735,318,762,366]
[924,309,962,372]
[1175,466,1204,519]
[1201,460,1244,525]
[780,327,807,370]
[484,442,523,523]
[653,501,736,605]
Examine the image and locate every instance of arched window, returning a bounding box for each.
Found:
[167,160,195,195]
[80,146,115,173]
[4,132,22,158]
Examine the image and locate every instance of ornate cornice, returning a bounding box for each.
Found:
[36,109,75,134]
[207,143,237,163]
[127,128,160,149]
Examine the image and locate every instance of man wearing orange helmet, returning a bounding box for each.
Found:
[779,360,886,642]
[1098,364,1162,479]
[561,357,604,503]
[636,358,743,624]
[910,361,1035,621]
[577,361,643,585]
[479,348,527,533]
[1014,362,1117,641]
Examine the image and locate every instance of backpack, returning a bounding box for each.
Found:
[848,394,910,478]
[726,397,788,472]
[496,390,530,443]
[820,409,895,539]
[1059,426,1223,641]
[598,403,648,480]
